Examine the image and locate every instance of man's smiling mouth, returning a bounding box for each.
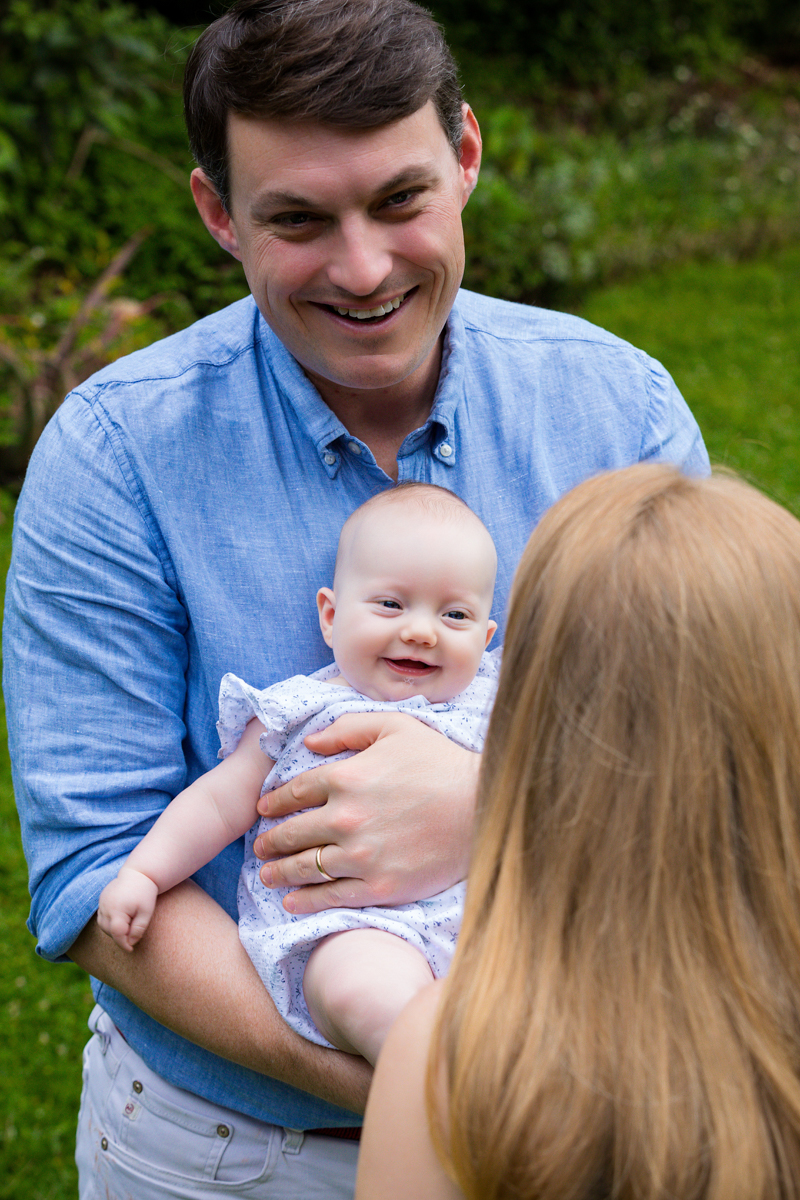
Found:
[325,290,410,322]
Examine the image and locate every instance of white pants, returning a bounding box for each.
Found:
[76,1007,359,1199]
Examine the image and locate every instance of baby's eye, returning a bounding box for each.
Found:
[379,600,402,610]
[445,610,468,621]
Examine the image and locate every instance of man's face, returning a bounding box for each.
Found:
[317,506,497,704]
[191,103,481,399]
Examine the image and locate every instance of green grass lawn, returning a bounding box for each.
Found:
[1,244,799,1197]
[0,487,95,1200]
[579,243,800,514]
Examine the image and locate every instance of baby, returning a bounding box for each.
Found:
[98,483,498,1065]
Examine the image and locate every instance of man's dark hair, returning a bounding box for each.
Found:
[183,0,464,211]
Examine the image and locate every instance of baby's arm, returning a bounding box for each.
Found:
[97,719,273,951]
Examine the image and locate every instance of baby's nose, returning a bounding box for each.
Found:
[400,616,437,645]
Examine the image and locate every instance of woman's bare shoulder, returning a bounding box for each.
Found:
[355,980,462,1200]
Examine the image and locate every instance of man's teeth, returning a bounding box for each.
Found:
[333,295,404,320]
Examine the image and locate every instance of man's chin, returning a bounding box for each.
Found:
[302,355,428,398]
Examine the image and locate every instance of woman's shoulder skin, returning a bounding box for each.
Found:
[355,980,463,1200]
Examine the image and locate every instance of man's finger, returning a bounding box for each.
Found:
[283,877,376,915]
[303,711,406,757]
[260,843,343,888]
[254,806,334,861]
[257,712,432,821]
[257,765,332,819]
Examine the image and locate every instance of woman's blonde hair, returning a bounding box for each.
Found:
[431,464,800,1200]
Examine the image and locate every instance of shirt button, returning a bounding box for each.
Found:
[323,452,336,466]
[217,1124,230,1139]
[132,1080,143,1094]
[347,441,362,455]
[438,443,453,458]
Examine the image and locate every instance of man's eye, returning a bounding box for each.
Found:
[445,610,468,621]
[383,189,419,209]
[274,212,315,228]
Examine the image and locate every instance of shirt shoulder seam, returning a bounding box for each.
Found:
[460,316,642,355]
[77,332,264,392]
[638,352,668,460]
[70,390,181,594]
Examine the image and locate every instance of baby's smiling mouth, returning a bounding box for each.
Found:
[384,657,437,676]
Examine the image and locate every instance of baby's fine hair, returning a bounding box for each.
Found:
[334,483,493,582]
[434,463,800,1200]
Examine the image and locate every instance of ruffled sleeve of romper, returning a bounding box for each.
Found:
[216,665,341,763]
[478,645,503,680]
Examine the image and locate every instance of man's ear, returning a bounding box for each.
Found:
[317,587,336,648]
[190,168,242,260]
[458,104,482,208]
[485,619,498,648]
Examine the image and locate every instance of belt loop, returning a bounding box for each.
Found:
[89,1004,111,1056]
[281,1128,305,1155]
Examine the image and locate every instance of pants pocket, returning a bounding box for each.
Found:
[110,1069,278,1186]
[78,1010,280,1196]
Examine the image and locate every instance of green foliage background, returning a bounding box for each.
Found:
[429,0,800,78]
[0,0,241,310]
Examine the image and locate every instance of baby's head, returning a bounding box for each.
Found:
[318,484,497,704]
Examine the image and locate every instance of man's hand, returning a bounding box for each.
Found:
[97,866,159,952]
[253,712,480,914]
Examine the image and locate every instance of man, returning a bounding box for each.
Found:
[3,0,708,1196]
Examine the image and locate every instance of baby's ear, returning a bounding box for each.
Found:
[485,620,498,648]
[317,588,336,647]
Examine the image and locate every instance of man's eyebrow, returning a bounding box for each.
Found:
[375,166,441,195]
[249,166,442,218]
[251,190,315,214]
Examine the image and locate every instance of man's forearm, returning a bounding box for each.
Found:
[70,878,372,1113]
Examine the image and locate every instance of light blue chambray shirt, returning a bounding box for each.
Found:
[3,288,708,1127]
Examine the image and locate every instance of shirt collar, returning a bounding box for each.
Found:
[400,297,465,469]
[257,297,466,477]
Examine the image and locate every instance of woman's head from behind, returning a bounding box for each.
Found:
[440,464,800,1200]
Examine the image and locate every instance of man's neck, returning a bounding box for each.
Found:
[305,343,442,481]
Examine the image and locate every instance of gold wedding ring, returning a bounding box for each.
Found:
[315,844,335,882]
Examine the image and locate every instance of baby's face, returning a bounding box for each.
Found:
[318,507,497,704]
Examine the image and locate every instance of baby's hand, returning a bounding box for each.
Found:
[97,867,159,952]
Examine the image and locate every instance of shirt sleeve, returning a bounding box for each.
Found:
[3,392,190,961]
[638,352,710,476]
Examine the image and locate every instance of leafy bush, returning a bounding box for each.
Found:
[0,0,248,484]
[429,0,799,82]
[461,70,800,306]
[0,0,245,310]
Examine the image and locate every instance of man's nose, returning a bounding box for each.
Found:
[326,217,393,297]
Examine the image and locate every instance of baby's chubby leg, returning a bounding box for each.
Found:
[303,929,434,1066]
